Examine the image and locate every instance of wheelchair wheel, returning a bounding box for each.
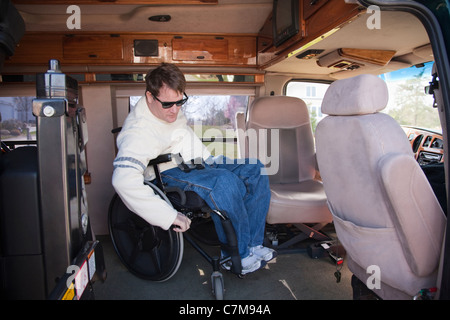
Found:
[108,191,184,282]
[211,271,224,300]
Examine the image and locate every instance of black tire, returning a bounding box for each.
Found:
[108,189,183,282]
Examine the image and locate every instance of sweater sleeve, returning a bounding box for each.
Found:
[112,128,177,230]
[112,166,177,230]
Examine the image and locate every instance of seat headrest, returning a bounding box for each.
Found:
[248,96,310,129]
[321,74,389,116]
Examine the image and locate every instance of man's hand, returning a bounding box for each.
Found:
[172,212,191,232]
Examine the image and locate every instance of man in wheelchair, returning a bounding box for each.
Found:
[112,63,276,275]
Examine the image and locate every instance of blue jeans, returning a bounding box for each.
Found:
[160,156,271,258]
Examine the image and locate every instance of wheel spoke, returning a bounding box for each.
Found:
[109,192,184,281]
[149,245,163,274]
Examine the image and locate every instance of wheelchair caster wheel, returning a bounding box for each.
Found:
[211,271,224,300]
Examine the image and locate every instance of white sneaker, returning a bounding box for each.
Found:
[221,253,265,274]
[241,253,265,274]
[250,245,277,262]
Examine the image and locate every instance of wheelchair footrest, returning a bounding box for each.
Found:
[219,256,245,279]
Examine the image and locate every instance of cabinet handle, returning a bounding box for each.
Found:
[310,0,319,5]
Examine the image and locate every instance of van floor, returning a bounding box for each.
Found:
[92,224,353,300]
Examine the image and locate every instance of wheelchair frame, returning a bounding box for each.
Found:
[108,153,243,300]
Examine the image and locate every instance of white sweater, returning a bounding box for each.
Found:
[112,96,211,230]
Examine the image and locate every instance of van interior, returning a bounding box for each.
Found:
[1,0,449,301]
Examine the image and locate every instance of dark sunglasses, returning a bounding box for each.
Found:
[154,92,189,109]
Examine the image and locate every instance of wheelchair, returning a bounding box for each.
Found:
[108,153,243,300]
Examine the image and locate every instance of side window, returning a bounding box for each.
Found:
[0,96,36,148]
[130,95,249,158]
[183,95,248,158]
[285,81,330,132]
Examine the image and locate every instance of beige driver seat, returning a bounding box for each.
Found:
[315,74,446,299]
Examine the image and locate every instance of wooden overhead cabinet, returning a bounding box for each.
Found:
[172,37,229,62]
[63,35,124,61]
[171,36,256,66]
[258,0,361,69]
[6,33,256,67]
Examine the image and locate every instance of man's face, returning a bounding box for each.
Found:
[146,85,183,123]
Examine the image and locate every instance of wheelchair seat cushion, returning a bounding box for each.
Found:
[166,188,209,211]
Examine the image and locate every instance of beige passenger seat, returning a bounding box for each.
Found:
[315,74,446,299]
[237,96,332,248]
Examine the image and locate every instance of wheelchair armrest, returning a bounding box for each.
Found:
[148,153,173,166]
[147,154,173,191]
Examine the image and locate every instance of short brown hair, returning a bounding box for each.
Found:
[145,63,186,97]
